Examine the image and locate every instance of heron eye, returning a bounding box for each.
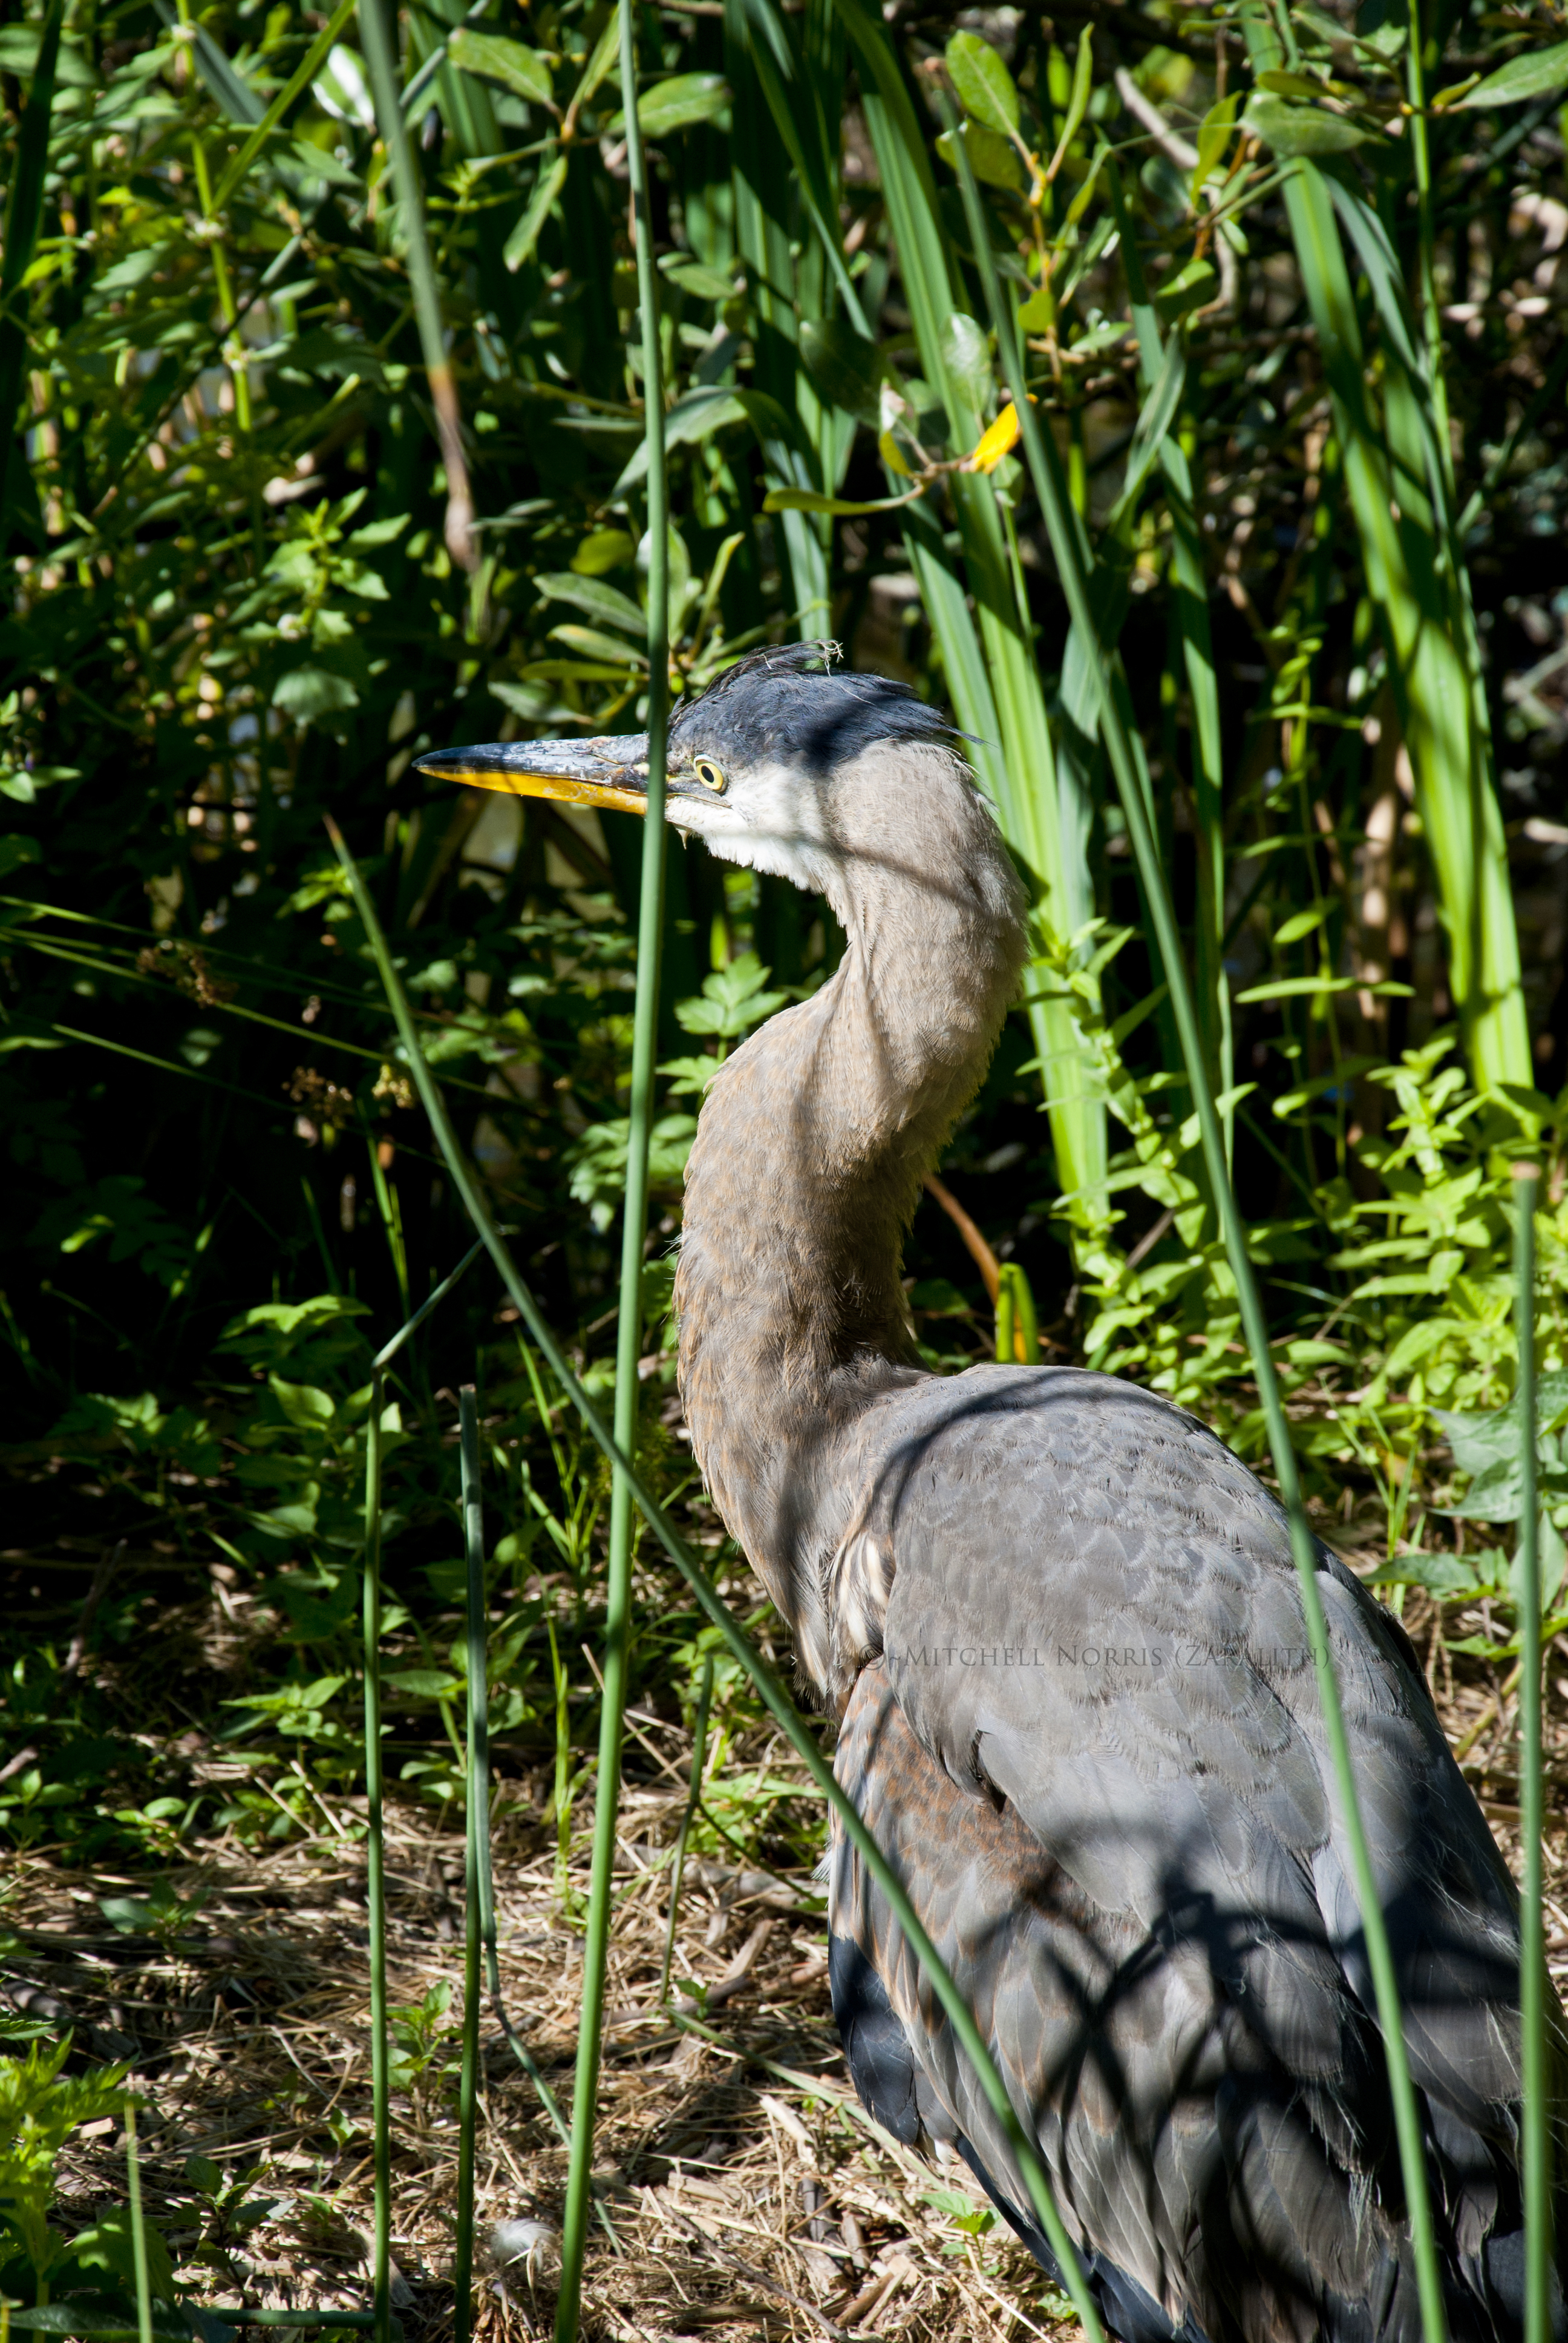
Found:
[693,755,727,793]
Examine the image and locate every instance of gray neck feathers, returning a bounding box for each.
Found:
[673,742,1030,1692]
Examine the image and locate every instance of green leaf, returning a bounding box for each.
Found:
[1108,335,1185,525]
[1051,27,1096,165]
[762,486,920,516]
[1191,91,1241,198]
[609,72,730,136]
[614,386,794,491]
[547,623,647,667]
[0,834,41,879]
[572,528,638,576]
[384,1668,463,1699]
[1243,93,1373,154]
[1451,41,1568,107]
[1256,70,1333,98]
[799,318,890,423]
[448,28,554,105]
[659,255,738,303]
[1273,904,1330,945]
[533,572,646,640]
[1152,256,1217,323]
[936,119,1024,191]
[941,313,993,422]
[1236,974,1412,1001]
[272,667,359,722]
[1373,1550,1482,1598]
[503,148,567,273]
[946,30,1020,134]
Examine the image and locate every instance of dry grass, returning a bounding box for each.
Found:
[2,1758,1080,2343]
[7,1490,1568,2343]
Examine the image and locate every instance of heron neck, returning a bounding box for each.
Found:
[673,771,1027,1695]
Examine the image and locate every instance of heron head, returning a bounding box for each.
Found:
[413,640,970,897]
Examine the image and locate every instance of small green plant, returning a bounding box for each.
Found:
[0,2036,131,2304]
[920,2183,998,2255]
[388,1982,461,2121]
[181,2154,285,2282]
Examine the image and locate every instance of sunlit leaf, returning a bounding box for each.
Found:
[448,28,554,106]
[946,30,1020,134]
[1451,41,1568,107]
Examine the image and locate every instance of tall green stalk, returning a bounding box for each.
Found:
[358,0,474,568]
[123,2104,152,2343]
[328,828,1112,2343]
[1105,162,1230,1155]
[941,97,1451,2343]
[361,1369,391,2343]
[455,1386,488,2343]
[554,5,671,2335]
[658,1652,714,2007]
[1515,1168,1551,2343]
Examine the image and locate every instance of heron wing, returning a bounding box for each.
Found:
[826,1367,1544,2341]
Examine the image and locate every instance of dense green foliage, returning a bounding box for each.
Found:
[2,0,1568,1879]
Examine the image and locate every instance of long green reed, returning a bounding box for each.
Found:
[455,1386,487,2343]
[327,822,1112,2343]
[939,94,1452,2343]
[359,1371,391,2343]
[358,0,474,569]
[994,1264,1040,1367]
[1515,1167,1550,2343]
[554,4,672,2334]
[658,1652,714,2008]
[123,2104,152,2343]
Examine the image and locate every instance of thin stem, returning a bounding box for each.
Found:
[124,2103,152,2343]
[372,1237,486,1373]
[358,0,475,570]
[456,1386,488,2343]
[940,92,1449,2343]
[1405,0,1454,499]
[555,2,671,2332]
[326,823,1111,2343]
[362,1369,391,2343]
[659,1654,714,2005]
[1515,1167,1551,2343]
[173,0,250,433]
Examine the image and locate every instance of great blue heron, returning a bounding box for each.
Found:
[420,643,1563,2343]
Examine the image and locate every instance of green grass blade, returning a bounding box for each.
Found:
[362,1369,392,2343]
[209,0,358,212]
[326,827,1112,2343]
[1515,1169,1552,2343]
[371,1239,486,1373]
[358,0,475,569]
[724,1,831,631]
[123,2104,152,2343]
[1106,161,1229,1149]
[941,94,1452,2343]
[658,1652,714,2005]
[400,0,491,121]
[554,2,671,2332]
[456,1384,488,2343]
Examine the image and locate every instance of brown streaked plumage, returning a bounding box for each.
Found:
[419,643,1566,2343]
